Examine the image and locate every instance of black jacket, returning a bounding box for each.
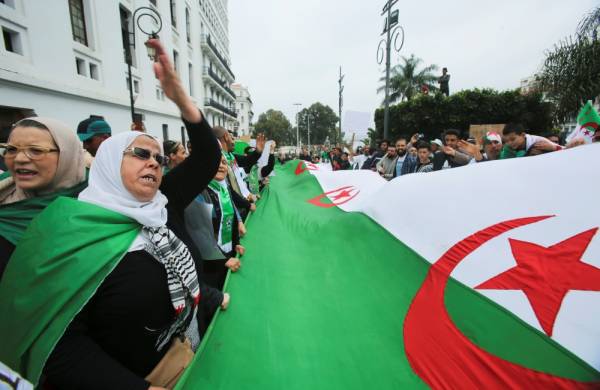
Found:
[44,115,222,390]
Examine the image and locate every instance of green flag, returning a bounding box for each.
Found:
[0,197,139,385]
[175,160,600,389]
[566,101,600,143]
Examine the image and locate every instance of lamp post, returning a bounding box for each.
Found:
[293,103,302,152]
[377,0,404,140]
[126,7,163,123]
[338,67,344,146]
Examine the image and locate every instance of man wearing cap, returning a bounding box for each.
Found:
[77,116,112,157]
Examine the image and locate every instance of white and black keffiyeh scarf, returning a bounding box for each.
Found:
[144,226,201,350]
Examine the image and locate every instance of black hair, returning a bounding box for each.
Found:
[416,141,430,151]
[503,123,526,136]
[163,140,181,155]
[380,139,390,146]
[395,136,408,143]
[443,129,461,139]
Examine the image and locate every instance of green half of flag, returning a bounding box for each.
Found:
[0,197,139,385]
[578,101,600,133]
[175,161,600,389]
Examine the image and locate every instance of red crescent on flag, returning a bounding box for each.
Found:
[295,161,320,175]
[404,216,600,389]
[307,186,360,208]
[582,122,599,133]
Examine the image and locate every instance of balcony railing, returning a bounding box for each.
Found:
[205,98,238,118]
[201,34,235,81]
[203,67,236,99]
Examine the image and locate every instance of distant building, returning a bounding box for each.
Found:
[0,0,237,142]
[231,83,254,137]
[519,75,539,95]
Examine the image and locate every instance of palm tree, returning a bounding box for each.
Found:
[377,54,439,105]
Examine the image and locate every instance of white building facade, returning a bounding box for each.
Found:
[231,83,253,137]
[0,0,237,142]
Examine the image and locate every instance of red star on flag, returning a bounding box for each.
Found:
[332,190,353,201]
[476,228,600,337]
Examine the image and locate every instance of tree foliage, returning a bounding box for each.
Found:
[253,109,293,146]
[537,6,600,122]
[297,102,339,145]
[377,54,439,105]
[372,89,554,143]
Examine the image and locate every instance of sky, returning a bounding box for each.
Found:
[228,0,597,132]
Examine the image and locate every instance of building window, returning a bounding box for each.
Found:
[181,126,186,145]
[120,6,136,66]
[170,0,176,28]
[89,63,99,80]
[188,63,193,96]
[69,0,88,46]
[76,57,86,76]
[0,0,16,8]
[2,27,22,55]
[173,50,179,74]
[162,124,169,141]
[185,7,191,43]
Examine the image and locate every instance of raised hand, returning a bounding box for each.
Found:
[225,257,241,272]
[146,39,201,123]
[256,133,266,152]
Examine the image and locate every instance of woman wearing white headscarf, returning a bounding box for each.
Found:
[0,40,221,390]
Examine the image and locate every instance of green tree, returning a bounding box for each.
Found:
[253,109,293,146]
[537,5,600,122]
[377,54,439,105]
[297,102,339,145]
[373,89,554,141]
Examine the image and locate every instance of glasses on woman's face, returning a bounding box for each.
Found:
[123,147,166,165]
[0,143,59,160]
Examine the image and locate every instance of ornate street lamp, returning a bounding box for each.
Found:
[126,7,163,123]
[377,0,405,140]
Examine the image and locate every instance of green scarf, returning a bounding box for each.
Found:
[499,145,527,159]
[0,197,140,385]
[224,151,235,165]
[248,165,260,195]
[0,175,88,245]
[208,180,235,252]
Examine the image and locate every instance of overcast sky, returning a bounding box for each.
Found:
[229,0,597,127]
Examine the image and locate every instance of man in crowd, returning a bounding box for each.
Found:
[299,147,311,162]
[438,68,450,96]
[411,142,434,173]
[77,116,111,157]
[430,139,443,154]
[393,137,410,178]
[432,129,472,170]
[500,123,562,159]
[364,140,389,170]
[376,144,398,180]
[352,146,369,169]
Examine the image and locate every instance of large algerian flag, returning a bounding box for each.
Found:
[566,101,600,144]
[177,144,600,389]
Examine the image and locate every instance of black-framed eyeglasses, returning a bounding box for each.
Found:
[0,143,59,160]
[123,147,166,165]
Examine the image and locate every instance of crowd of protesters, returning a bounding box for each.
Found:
[299,122,596,180]
[0,39,275,390]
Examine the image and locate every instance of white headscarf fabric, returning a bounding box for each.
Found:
[78,131,168,229]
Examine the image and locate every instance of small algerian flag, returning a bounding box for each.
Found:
[176,148,600,389]
[566,101,600,144]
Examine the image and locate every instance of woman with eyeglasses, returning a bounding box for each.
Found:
[0,39,221,390]
[0,117,87,278]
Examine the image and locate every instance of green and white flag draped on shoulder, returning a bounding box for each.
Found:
[176,144,600,389]
[0,197,140,386]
